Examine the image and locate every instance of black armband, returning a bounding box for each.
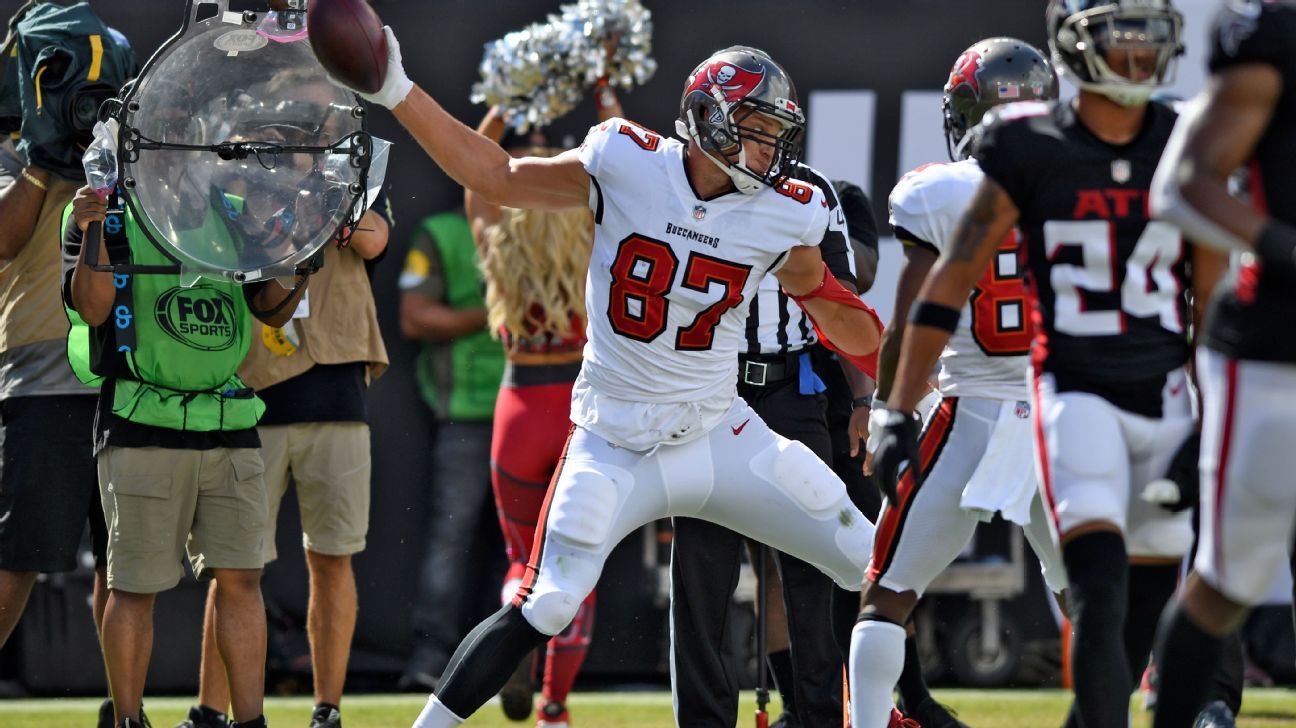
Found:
[1255,218,1296,274]
[909,301,961,333]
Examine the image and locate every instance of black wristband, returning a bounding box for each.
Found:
[1255,219,1296,272]
[909,301,961,333]
[852,395,873,409]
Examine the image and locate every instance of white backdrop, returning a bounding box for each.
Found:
[805,0,1221,328]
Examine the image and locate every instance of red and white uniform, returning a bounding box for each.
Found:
[867,161,1066,598]
[511,119,875,638]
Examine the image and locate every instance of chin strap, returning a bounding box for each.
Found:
[785,262,883,378]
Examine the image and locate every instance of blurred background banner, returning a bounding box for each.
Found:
[3,0,1283,697]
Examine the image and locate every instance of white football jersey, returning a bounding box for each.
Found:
[889,160,1031,401]
[574,118,829,448]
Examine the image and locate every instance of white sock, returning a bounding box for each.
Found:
[410,694,463,728]
[849,619,906,728]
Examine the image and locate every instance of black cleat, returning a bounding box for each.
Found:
[175,705,229,728]
[906,696,968,728]
[309,703,341,728]
[498,650,535,722]
[1193,700,1237,728]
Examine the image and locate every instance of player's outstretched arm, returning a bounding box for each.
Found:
[889,177,1018,413]
[778,245,881,358]
[875,244,937,404]
[1151,65,1281,253]
[360,28,590,213]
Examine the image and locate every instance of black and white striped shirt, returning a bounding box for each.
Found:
[743,164,870,355]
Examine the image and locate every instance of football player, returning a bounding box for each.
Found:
[872,2,1225,726]
[1149,1,1296,726]
[849,37,1067,728]
[338,32,889,728]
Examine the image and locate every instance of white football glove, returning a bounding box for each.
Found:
[865,406,889,456]
[359,26,414,110]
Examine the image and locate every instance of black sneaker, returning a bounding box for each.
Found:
[309,703,341,728]
[907,696,969,728]
[106,702,152,728]
[176,705,229,728]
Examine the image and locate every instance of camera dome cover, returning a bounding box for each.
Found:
[119,5,367,281]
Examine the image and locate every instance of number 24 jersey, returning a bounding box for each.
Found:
[975,100,1189,414]
[576,117,830,410]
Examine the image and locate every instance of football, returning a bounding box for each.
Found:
[307,0,387,94]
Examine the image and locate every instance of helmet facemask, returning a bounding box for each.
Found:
[674,48,805,196]
[1051,2,1184,107]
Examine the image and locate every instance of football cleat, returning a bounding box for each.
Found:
[906,696,966,728]
[175,704,228,728]
[889,708,922,728]
[309,703,341,728]
[537,700,569,728]
[1193,700,1237,728]
[499,650,535,721]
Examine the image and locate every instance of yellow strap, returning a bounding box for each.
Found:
[87,34,102,81]
[33,64,45,110]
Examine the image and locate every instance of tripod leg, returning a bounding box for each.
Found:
[755,544,769,728]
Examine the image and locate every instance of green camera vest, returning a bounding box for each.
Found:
[63,201,264,432]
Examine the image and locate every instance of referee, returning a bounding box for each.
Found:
[669,164,877,727]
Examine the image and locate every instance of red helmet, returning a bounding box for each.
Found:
[674,46,804,195]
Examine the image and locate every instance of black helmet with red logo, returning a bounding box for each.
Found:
[674,46,804,195]
[943,37,1058,160]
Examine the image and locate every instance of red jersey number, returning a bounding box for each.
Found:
[617,121,663,152]
[607,235,752,351]
[775,178,814,205]
[969,232,1031,356]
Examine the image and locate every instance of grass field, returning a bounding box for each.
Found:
[3,689,1295,727]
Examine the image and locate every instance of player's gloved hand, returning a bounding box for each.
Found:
[871,409,921,506]
[358,26,413,110]
[1140,431,1201,512]
[864,406,888,456]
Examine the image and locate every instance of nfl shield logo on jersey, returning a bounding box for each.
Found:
[693,205,707,220]
[1014,401,1030,419]
[1111,159,1132,183]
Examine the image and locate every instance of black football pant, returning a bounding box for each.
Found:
[670,373,843,727]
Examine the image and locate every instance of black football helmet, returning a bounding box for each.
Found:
[1047,0,1184,107]
[675,46,804,195]
[943,37,1058,161]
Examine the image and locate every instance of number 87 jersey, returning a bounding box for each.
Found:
[974,100,1190,408]
[575,118,830,418]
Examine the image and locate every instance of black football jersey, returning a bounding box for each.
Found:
[1204,0,1296,362]
[976,100,1189,416]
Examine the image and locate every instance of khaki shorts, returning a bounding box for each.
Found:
[98,446,268,593]
[260,422,371,562]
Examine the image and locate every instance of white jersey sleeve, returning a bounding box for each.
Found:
[888,160,1030,401]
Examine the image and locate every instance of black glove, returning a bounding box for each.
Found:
[1141,431,1201,512]
[872,409,921,506]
